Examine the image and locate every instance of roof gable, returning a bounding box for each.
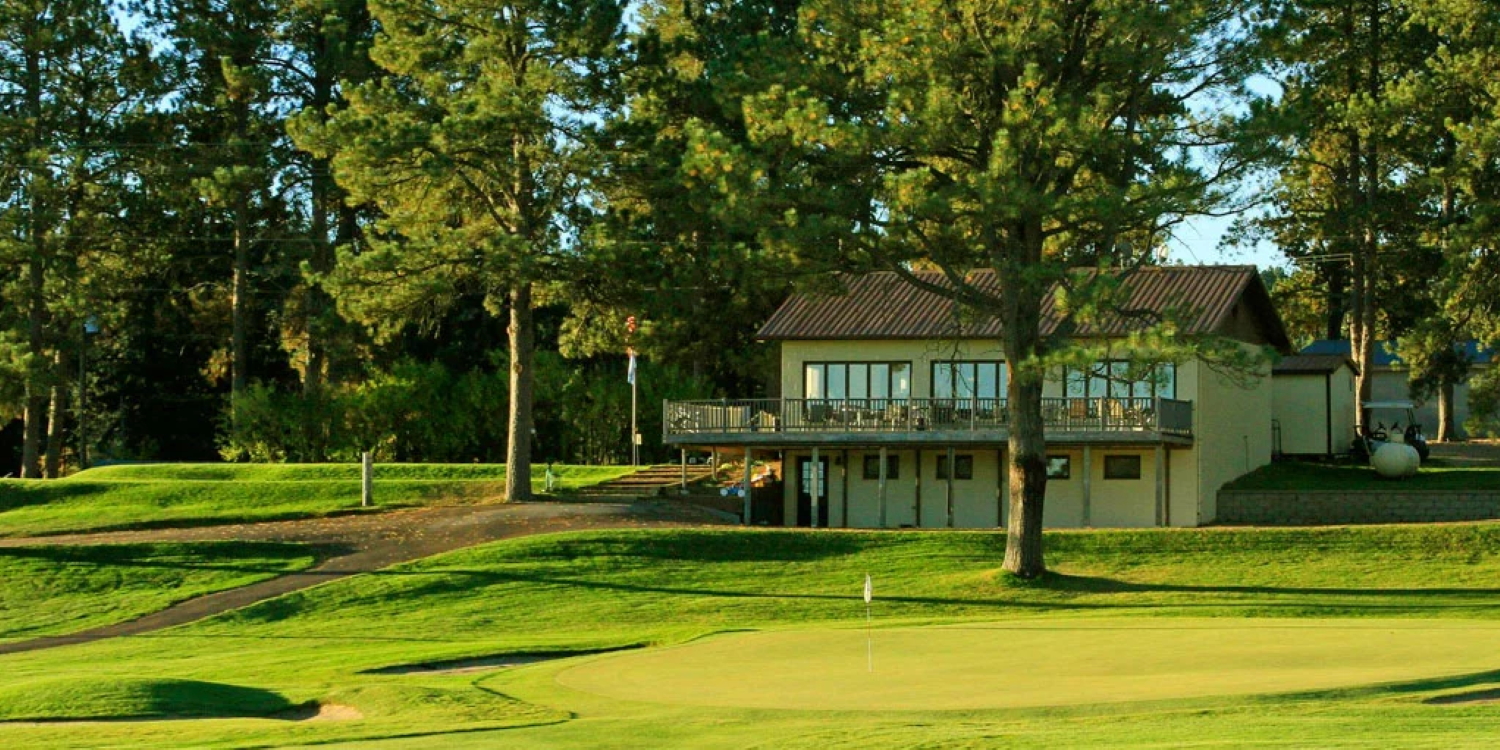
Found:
[758,266,1292,352]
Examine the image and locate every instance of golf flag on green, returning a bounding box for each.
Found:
[864,573,873,672]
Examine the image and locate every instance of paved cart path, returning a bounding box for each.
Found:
[0,500,726,656]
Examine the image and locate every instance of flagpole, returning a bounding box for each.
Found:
[864,573,873,673]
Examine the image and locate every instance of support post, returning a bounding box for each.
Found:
[680,449,688,491]
[945,446,956,528]
[742,448,753,525]
[811,446,821,529]
[914,448,922,527]
[997,448,1005,527]
[1155,445,1166,527]
[361,452,373,508]
[711,449,719,480]
[877,447,888,529]
[1081,446,1092,528]
[841,449,850,528]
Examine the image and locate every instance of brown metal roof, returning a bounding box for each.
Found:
[1273,354,1358,375]
[757,266,1291,351]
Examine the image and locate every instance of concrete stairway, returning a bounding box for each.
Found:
[564,465,719,502]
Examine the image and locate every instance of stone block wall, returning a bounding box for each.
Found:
[1217,490,1500,525]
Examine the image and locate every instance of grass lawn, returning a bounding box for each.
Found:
[4,525,1500,746]
[0,542,317,639]
[0,463,636,537]
[1226,459,1500,491]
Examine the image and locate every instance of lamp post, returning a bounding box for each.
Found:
[626,315,638,467]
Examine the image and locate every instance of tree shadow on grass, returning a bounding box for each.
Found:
[0,542,348,577]
[1035,571,1500,600]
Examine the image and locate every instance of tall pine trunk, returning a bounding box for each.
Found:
[20,253,45,479]
[43,357,65,479]
[1000,225,1049,578]
[19,38,45,479]
[506,283,535,502]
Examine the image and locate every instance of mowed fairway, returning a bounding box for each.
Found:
[8,522,1500,747]
[558,618,1500,710]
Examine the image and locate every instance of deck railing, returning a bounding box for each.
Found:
[663,397,1193,438]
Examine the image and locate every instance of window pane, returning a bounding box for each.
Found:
[999,363,1009,398]
[805,364,824,399]
[891,363,911,398]
[933,363,953,399]
[1046,455,1070,479]
[1110,361,1132,398]
[1104,455,1142,480]
[1158,364,1176,399]
[1088,363,1109,398]
[828,364,847,399]
[849,364,869,400]
[1133,377,1152,399]
[956,455,974,480]
[977,363,998,399]
[871,364,890,400]
[1066,369,1087,398]
[955,363,975,399]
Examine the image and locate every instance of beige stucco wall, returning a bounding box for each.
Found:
[1192,349,1274,524]
[842,449,919,528]
[1272,374,1330,455]
[1089,448,1161,528]
[1168,446,1197,527]
[781,447,1169,529]
[915,449,1004,528]
[1043,448,1084,527]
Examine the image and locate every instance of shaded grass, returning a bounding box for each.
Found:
[0,463,636,537]
[0,678,295,721]
[1226,459,1500,491]
[0,542,318,638]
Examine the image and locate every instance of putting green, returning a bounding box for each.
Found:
[555,618,1500,711]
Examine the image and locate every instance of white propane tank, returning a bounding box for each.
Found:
[1372,442,1420,478]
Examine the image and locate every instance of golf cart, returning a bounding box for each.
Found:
[1354,400,1431,462]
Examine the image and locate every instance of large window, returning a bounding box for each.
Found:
[1064,361,1176,400]
[931,361,1007,400]
[804,362,911,400]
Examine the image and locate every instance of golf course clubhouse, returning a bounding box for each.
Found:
[664,266,1294,529]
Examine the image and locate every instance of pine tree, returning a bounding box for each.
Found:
[306,0,625,499]
[733,0,1268,575]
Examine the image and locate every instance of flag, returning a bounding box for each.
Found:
[863,573,872,604]
[627,349,637,385]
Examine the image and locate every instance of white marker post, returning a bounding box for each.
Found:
[864,573,874,673]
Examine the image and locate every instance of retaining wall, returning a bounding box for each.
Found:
[1217,489,1500,525]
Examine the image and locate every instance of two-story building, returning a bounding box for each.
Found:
[663,266,1291,529]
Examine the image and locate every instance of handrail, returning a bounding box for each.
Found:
[663,397,1192,438]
